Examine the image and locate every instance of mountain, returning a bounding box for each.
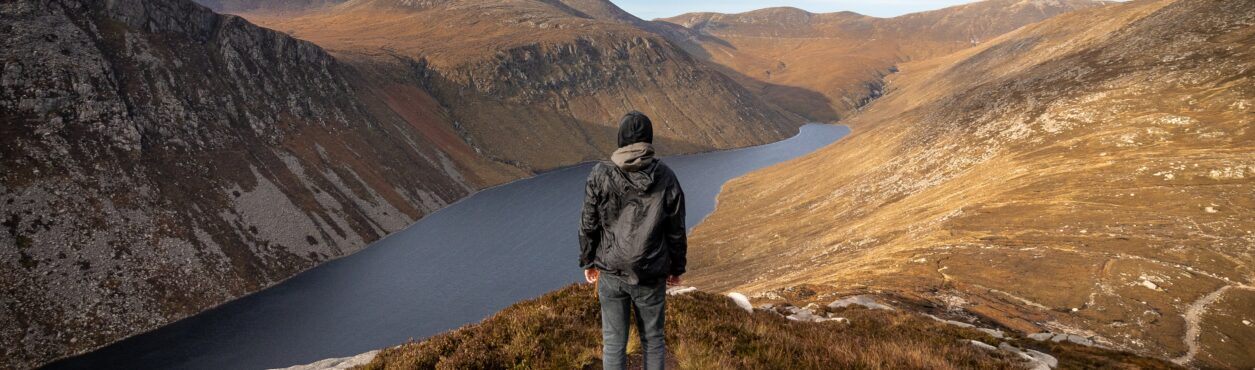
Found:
[0,0,524,367]
[234,0,803,171]
[656,0,1113,122]
[1,0,802,368]
[684,0,1254,367]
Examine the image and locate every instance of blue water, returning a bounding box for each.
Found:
[43,124,849,370]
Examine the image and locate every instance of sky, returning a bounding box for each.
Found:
[613,0,980,20]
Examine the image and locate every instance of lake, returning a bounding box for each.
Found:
[43,123,849,370]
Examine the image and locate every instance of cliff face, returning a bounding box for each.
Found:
[0,0,518,367]
[656,0,1113,122]
[686,0,1254,367]
[237,0,804,171]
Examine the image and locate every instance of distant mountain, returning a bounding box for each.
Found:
[233,0,803,171]
[656,0,1112,122]
[686,0,1254,367]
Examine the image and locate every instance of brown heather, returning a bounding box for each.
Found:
[356,284,1177,370]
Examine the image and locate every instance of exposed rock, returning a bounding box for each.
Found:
[1026,349,1059,368]
[978,328,1005,339]
[666,286,698,296]
[828,295,895,310]
[998,342,1058,370]
[969,340,998,351]
[726,292,754,313]
[270,350,379,370]
[925,313,976,328]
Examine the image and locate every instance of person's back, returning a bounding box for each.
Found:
[579,111,686,370]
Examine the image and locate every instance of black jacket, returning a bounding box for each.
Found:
[579,160,686,285]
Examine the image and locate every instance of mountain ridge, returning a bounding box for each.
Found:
[654,0,1114,122]
[236,0,804,171]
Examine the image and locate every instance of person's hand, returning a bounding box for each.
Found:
[584,268,599,284]
[666,275,682,286]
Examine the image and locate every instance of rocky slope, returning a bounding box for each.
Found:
[196,0,342,14]
[236,0,803,171]
[0,0,511,368]
[685,0,1253,368]
[656,0,1113,122]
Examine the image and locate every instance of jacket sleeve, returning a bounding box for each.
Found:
[666,180,687,276]
[578,165,603,269]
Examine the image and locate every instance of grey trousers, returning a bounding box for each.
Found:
[597,273,667,370]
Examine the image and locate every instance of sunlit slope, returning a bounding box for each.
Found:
[657,0,1112,122]
[686,0,1253,367]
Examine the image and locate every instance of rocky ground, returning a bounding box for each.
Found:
[685,0,1253,368]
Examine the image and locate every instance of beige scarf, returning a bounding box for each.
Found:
[610,142,656,172]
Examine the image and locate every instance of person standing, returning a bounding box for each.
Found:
[579,111,687,370]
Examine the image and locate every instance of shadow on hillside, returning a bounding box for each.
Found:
[717,65,842,123]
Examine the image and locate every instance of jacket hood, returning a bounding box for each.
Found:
[617,111,654,148]
[610,142,657,189]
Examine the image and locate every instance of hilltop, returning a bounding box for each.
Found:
[342,284,1177,369]
[685,0,1254,367]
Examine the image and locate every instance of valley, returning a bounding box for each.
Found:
[2,0,1250,368]
[1,0,795,367]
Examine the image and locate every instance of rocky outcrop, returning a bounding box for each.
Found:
[0,0,505,367]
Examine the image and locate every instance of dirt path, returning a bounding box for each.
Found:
[1172,284,1255,366]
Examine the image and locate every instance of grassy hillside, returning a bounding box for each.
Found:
[684,0,1253,367]
[356,284,1176,369]
[655,0,1111,122]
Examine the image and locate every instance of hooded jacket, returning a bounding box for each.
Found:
[579,112,686,285]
